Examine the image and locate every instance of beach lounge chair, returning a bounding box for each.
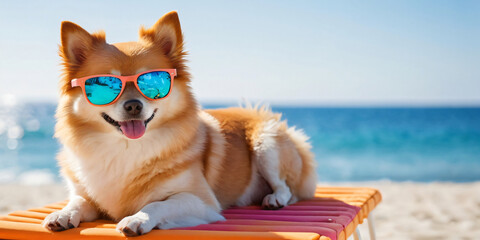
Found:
[0,186,381,240]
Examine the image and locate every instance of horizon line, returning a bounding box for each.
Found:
[3,100,480,108]
[1,94,480,108]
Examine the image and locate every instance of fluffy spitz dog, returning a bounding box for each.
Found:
[43,11,317,236]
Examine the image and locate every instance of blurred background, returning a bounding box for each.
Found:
[1,1,480,238]
[1,0,479,184]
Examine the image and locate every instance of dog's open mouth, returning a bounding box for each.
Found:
[101,110,157,139]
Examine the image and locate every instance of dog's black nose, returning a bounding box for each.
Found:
[123,100,143,115]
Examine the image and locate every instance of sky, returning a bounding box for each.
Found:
[0,0,479,106]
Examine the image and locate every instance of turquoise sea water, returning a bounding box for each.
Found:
[0,102,479,183]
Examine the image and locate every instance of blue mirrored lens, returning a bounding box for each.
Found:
[137,71,171,99]
[85,77,122,105]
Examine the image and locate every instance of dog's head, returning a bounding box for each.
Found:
[58,11,196,140]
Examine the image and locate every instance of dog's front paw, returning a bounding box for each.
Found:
[116,212,156,237]
[262,192,290,210]
[42,209,81,231]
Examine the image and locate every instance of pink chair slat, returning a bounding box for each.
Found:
[210,219,345,235]
[176,224,338,240]
[221,209,356,221]
[223,214,352,228]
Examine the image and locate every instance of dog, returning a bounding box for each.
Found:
[42,11,317,236]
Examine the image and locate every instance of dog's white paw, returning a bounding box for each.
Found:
[116,212,156,237]
[42,209,81,231]
[262,191,291,210]
[157,208,225,230]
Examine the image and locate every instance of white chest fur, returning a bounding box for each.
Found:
[63,122,209,219]
[64,135,156,217]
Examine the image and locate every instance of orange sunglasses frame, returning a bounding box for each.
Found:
[71,69,177,106]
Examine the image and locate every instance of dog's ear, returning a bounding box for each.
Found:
[139,11,183,57]
[60,21,105,66]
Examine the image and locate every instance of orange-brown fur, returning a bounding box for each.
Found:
[204,108,269,207]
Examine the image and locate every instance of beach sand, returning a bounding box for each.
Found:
[1,181,479,239]
[332,181,480,240]
[0,184,68,216]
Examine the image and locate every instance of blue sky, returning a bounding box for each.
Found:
[0,0,479,105]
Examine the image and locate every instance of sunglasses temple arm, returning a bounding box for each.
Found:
[71,79,79,87]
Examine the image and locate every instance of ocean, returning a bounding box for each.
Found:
[1,102,479,183]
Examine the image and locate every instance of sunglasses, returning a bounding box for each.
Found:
[71,69,176,106]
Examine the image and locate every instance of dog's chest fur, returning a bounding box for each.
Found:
[63,122,209,219]
[65,137,153,217]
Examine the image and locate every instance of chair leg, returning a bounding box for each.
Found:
[347,231,354,240]
[367,212,377,240]
[353,227,362,240]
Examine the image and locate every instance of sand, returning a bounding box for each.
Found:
[331,181,480,240]
[1,181,479,240]
[0,184,68,215]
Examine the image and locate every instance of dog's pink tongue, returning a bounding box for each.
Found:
[119,120,146,139]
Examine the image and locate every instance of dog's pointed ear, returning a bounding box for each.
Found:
[139,11,183,57]
[60,21,105,65]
